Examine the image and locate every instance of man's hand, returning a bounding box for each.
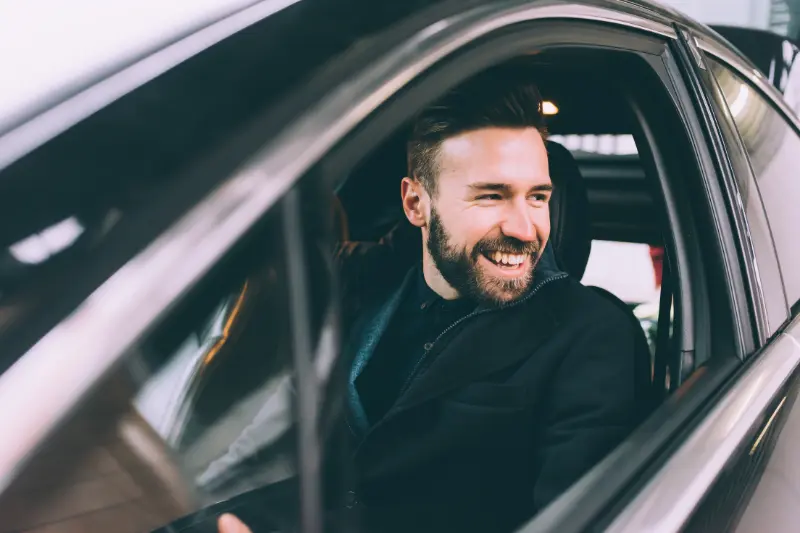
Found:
[218,514,253,533]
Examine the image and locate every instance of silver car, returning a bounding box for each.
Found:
[1,1,799,532]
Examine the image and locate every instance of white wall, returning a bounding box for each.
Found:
[582,241,659,305]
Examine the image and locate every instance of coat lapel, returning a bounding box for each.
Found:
[347,268,416,434]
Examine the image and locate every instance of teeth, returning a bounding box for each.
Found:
[487,251,526,266]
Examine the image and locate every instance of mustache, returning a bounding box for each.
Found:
[472,236,540,259]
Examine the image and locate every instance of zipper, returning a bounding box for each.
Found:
[355,272,569,454]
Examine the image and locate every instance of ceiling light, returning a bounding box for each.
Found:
[542,101,559,115]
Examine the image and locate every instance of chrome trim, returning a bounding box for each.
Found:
[698,36,800,133]
[606,318,800,533]
[0,0,675,492]
[0,0,304,172]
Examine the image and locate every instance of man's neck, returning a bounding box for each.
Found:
[422,253,460,301]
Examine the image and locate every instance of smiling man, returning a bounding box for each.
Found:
[334,71,643,533]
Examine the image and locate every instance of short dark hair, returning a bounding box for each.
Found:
[407,69,547,195]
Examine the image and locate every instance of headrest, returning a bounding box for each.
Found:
[547,140,592,280]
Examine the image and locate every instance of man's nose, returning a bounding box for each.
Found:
[500,200,537,242]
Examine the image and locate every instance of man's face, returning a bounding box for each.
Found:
[420,127,552,306]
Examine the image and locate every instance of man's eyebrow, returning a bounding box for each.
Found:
[528,183,554,193]
[468,182,511,192]
[467,182,554,193]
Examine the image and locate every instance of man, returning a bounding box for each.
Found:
[215,71,641,533]
[333,72,641,533]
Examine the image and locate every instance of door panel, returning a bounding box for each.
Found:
[735,365,800,533]
[682,317,800,533]
[608,328,800,532]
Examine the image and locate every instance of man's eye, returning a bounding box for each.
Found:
[476,194,502,201]
[529,194,549,203]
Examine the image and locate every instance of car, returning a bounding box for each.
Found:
[1,1,800,532]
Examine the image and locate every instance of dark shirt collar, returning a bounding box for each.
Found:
[413,266,478,313]
[415,266,439,309]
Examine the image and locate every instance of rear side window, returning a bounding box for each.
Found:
[707,57,800,305]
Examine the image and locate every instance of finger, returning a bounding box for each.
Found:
[217,513,253,533]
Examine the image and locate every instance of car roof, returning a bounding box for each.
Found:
[0,0,750,164]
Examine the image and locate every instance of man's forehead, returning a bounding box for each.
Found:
[436,130,550,190]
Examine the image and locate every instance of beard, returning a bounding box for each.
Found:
[427,206,541,307]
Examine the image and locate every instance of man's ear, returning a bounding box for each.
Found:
[401,177,428,228]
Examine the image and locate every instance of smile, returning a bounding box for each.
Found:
[482,251,527,270]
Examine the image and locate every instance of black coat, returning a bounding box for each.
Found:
[337,236,642,533]
[154,237,644,533]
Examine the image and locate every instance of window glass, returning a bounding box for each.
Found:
[708,57,800,305]
[0,184,335,533]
